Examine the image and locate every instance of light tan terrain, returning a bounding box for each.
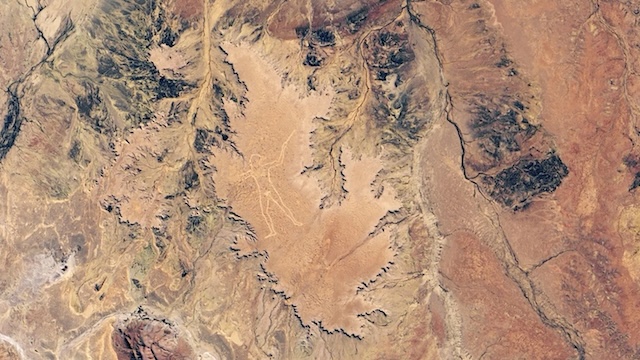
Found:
[1,0,640,359]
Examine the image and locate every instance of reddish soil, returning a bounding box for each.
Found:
[172,0,203,20]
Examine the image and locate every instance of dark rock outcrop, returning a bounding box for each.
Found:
[112,309,194,360]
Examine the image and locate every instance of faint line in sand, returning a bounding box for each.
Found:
[237,130,303,238]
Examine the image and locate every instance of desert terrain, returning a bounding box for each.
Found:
[1,0,639,359]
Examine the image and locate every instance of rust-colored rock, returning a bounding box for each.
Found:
[4,0,640,358]
[112,311,194,360]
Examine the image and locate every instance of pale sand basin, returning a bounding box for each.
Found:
[215,43,401,335]
[149,45,189,78]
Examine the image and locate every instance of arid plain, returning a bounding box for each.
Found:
[1,0,640,359]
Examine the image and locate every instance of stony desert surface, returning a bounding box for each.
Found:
[1,0,640,359]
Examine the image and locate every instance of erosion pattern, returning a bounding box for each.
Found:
[1,0,639,359]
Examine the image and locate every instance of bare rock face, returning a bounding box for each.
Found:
[112,309,193,360]
[2,0,640,359]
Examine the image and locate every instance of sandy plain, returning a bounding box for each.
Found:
[1,0,639,359]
